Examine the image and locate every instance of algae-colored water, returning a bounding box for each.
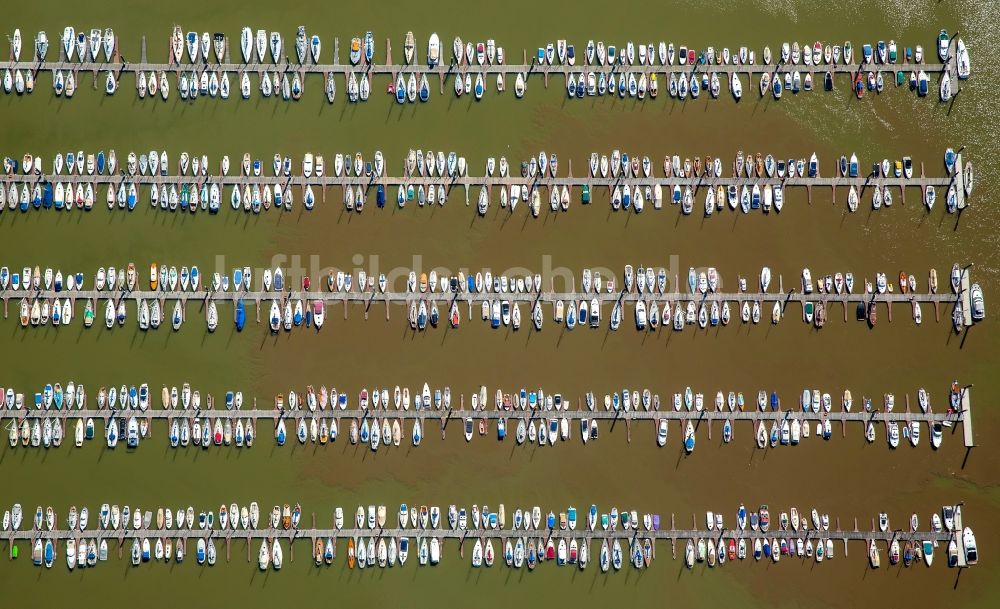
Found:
[1,1,999,607]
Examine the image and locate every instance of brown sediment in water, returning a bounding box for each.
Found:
[0,1,998,608]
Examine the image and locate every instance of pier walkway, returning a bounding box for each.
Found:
[0,386,975,449]
[4,523,966,546]
[7,33,966,96]
[4,155,971,213]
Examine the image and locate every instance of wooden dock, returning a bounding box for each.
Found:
[3,152,972,215]
[3,286,973,306]
[2,261,979,334]
[2,517,973,554]
[0,385,975,450]
[1,165,972,202]
[5,31,967,104]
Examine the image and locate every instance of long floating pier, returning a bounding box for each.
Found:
[4,30,969,104]
[3,522,964,544]
[2,152,972,215]
[2,262,981,333]
[0,384,975,450]
[4,287,972,305]
[2,506,978,574]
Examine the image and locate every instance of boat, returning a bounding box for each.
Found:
[427,33,440,67]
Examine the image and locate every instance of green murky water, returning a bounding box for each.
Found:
[1,1,998,607]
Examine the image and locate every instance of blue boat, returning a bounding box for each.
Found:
[364,31,374,63]
[96,151,105,175]
[376,184,385,208]
[419,77,429,102]
[546,512,556,529]
[235,299,246,331]
[944,148,956,173]
[43,182,54,208]
[770,391,779,411]
[536,48,544,63]
[395,76,406,104]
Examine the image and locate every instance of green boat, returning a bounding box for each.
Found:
[896,71,905,86]
[804,301,814,322]
[581,184,590,204]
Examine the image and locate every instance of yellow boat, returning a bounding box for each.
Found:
[150,263,158,290]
